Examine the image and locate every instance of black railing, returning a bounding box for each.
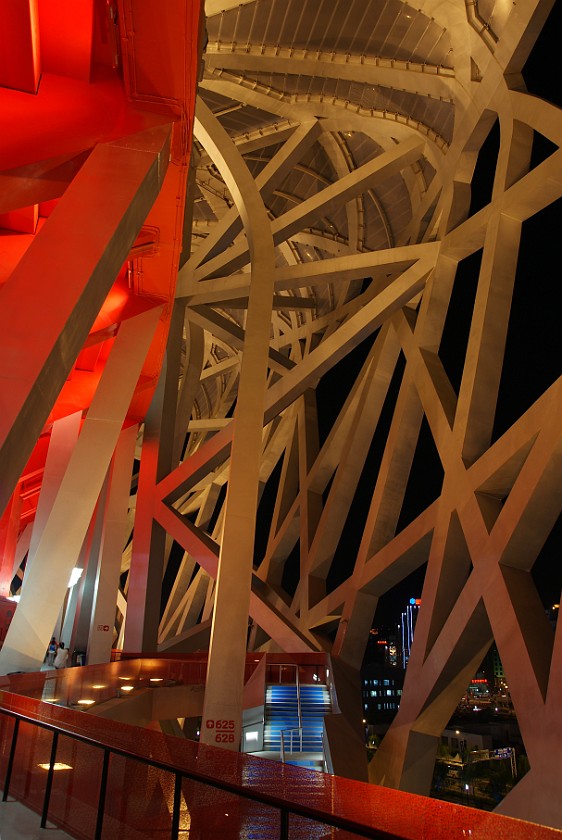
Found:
[0,703,398,840]
[1,665,559,840]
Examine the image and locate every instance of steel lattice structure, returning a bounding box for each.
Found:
[1,0,561,829]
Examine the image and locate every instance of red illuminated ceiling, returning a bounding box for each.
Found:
[0,0,201,537]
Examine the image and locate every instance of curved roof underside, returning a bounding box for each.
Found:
[186,0,537,424]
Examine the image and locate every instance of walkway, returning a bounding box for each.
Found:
[0,799,71,839]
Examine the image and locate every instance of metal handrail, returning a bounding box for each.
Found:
[0,702,398,840]
[270,664,332,764]
[1,697,559,840]
[280,725,303,762]
[270,662,303,764]
[295,661,302,731]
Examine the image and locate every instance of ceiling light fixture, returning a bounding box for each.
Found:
[38,763,72,771]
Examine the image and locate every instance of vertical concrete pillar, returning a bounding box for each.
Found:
[60,573,84,650]
[193,100,275,751]
[0,306,162,674]
[12,523,31,587]
[88,424,137,665]
[122,373,168,654]
[56,531,92,644]
[124,304,185,652]
[70,477,111,656]
[23,411,82,589]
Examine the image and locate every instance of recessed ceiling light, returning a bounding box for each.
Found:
[77,699,95,706]
[38,763,72,771]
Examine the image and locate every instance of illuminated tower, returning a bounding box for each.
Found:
[401,598,421,668]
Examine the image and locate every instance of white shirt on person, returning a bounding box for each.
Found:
[54,647,69,669]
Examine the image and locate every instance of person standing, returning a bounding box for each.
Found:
[54,642,69,669]
[47,638,57,667]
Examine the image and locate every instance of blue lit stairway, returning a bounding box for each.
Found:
[264,684,331,769]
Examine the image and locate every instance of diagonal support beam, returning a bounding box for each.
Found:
[187,304,295,372]
[181,241,437,305]
[0,124,171,517]
[154,500,320,651]
[157,256,434,506]
[181,118,321,278]
[194,136,424,280]
[0,150,91,214]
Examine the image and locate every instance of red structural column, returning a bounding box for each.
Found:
[0,0,40,94]
[123,306,186,653]
[0,492,22,597]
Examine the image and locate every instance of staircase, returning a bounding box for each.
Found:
[264,683,331,768]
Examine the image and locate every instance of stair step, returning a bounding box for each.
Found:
[264,682,331,758]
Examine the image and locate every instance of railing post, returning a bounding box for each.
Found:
[2,717,20,801]
[295,665,301,731]
[41,730,59,828]
[279,807,289,839]
[95,748,111,840]
[171,772,182,838]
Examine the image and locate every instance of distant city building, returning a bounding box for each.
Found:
[363,606,515,728]
[387,640,399,668]
[362,628,405,722]
[401,598,421,668]
[367,626,402,668]
[361,663,404,721]
[489,645,505,688]
[468,675,490,700]
[441,727,493,755]
[471,643,505,693]
[361,597,420,723]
